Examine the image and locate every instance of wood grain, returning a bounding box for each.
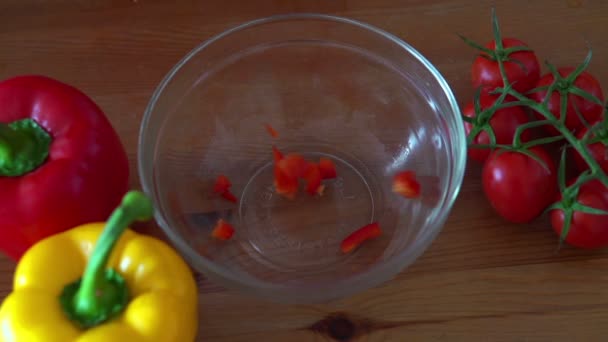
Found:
[1,1,608,341]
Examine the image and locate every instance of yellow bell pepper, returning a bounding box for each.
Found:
[0,191,199,342]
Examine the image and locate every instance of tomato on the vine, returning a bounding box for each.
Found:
[530,67,604,134]
[472,38,540,93]
[572,125,608,174]
[482,147,557,223]
[463,90,531,162]
[551,179,608,249]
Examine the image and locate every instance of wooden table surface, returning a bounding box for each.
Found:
[1,1,608,341]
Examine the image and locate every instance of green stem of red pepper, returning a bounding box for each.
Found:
[0,119,51,177]
[59,191,154,329]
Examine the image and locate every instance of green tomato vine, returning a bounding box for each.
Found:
[461,9,608,245]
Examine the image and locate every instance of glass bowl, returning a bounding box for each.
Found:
[138,13,466,303]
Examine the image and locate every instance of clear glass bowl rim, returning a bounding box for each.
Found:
[138,12,467,302]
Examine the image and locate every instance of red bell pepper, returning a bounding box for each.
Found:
[0,75,129,260]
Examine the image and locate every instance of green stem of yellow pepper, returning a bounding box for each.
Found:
[0,119,51,177]
[60,191,154,329]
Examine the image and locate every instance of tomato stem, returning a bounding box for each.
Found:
[464,8,608,246]
[491,8,504,51]
[566,49,593,83]
[505,88,608,187]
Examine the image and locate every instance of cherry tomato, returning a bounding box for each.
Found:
[551,179,608,249]
[472,38,540,93]
[572,125,608,174]
[463,91,531,162]
[530,67,604,134]
[482,147,557,223]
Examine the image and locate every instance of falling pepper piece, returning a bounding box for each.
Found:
[340,222,382,254]
[316,184,325,196]
[221,191,238,203]
[213,174,232,194]
[274,165,298,200]
[318,157,337,179]
[304,163,323,196]
[277,153,309,179]
[272,145,284,163]
[392,170,421,198]
[212,174,238,203]
[264,123,279,138]
[211,219,235,241]
[271,152,331,199]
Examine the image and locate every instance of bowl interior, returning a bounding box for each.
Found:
[139,14,465,302]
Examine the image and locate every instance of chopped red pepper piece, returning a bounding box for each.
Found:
[264,123,279,138]
[304,163,323,195]
[212,174,238,203]
[271,152,332,199]
[315,184,325,196]
[213,174,232,194]
[392,170,421,198]
[318,157,337,179]
[211,219,235,240]
[221,191,238,203]
[274,165,298,200]
[277,153,309,179]
[340,222,382,254]
[272,145,284,163]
